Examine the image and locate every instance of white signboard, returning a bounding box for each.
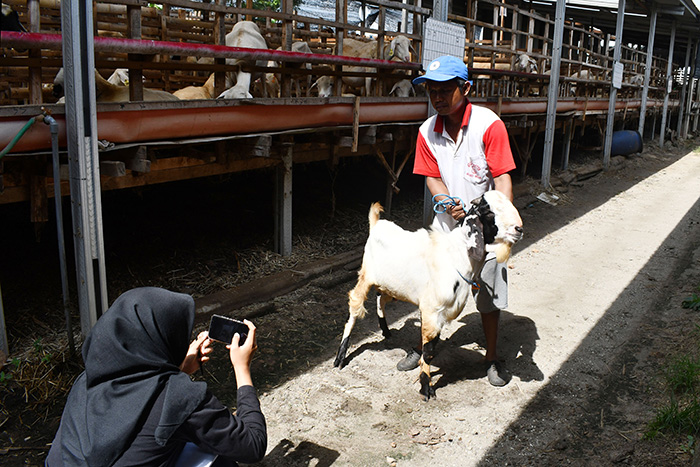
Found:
[422,18,466,70]
[422,19,467,116]
[612,62,624,89]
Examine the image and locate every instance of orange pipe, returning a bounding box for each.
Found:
[0,98,674,154]
[0,101,430,153]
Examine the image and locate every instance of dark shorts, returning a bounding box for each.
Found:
[473,253,508,313]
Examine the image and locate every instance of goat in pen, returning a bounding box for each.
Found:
[334,190,523,400]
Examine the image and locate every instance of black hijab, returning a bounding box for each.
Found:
[51,287,207,466]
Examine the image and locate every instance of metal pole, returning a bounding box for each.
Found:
[433,0,449,22]
[602,0,626,168]
[541,0,566,188]
[683,39,699,137]
[659,22,676,148]
[677,34,692,138]
[638,5,657,138]
[45,114,75,355]
[61,0,108,336]
[401,0,408,33]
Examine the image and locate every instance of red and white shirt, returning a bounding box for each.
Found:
[413,100,515,231]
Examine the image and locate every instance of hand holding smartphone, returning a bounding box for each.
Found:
[208,314,248,345]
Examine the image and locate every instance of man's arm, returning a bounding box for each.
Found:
[493,173,513,201]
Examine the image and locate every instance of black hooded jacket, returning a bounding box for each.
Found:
[46,287,266,466]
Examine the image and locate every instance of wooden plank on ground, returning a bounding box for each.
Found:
[193,247,363,322]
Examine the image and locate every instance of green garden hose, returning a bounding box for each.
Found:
[0,115,38,159]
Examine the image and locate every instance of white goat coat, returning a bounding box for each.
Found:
[362,220,479,327]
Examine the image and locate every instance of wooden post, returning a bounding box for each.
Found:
[274,138,293,257]
[352,96,360,152]
[214,0,227,98]
[127,5,144,102]
[561,118,573,170]
[27,0,41,104]
[334,0,346,97]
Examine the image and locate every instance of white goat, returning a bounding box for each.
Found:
[336,35,414,96]
[389,79,415,97]
[217,21,268,99]
[334,190,524,400]
[514,53,538,74]
[310,76,357,98]
[628,74,645,86]
[310,75,333,98]
[263,41,313,98]
[53,68,179,103]
[107,68,130,86]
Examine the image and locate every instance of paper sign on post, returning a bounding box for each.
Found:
[612,62,624,89]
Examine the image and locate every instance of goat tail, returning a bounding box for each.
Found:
[368,202,384,230]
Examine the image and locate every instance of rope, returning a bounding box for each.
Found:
[431,193,464,214]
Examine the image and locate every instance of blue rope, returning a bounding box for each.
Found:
[431,194,464,214]
[456,269,481,289]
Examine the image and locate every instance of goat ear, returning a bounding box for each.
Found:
[470,195,484,206]
[409,45,417,58]
[389,82,399,95]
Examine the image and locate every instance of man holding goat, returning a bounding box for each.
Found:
[404,55,517,387]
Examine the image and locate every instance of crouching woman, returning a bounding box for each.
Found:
[46,287,266,467]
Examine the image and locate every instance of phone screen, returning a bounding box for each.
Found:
[208,315,248,345]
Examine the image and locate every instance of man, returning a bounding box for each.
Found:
[399,55,517,387]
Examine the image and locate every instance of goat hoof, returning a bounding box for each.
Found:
[334,338,350,368]
[420,385,436,401]
[419,372,435,400]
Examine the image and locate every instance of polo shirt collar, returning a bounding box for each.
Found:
[434,98,472,134]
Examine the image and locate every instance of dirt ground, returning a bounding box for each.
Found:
[2,135,700,466]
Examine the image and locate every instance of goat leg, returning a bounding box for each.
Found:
[419,335,439,401]
[335,274,372,368]
[376,292,392,338]
[334,316,355,368]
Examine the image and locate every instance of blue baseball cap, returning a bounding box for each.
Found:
[413,55,469,85]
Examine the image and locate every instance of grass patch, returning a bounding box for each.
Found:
[682,287,700,311]
[645,297,700,443]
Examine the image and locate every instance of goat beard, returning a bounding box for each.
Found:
[487,242,512,263]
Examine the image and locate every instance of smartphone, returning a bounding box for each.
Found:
[208,314,248,345]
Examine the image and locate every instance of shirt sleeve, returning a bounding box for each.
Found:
[482,119,516,178]
[412,130,441,178]
[177,386,267,465]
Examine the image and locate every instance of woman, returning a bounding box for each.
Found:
[46,287,266,466]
